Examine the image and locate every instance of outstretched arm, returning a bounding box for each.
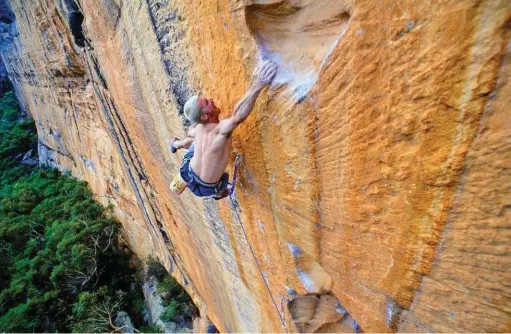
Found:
[218,60,277,136]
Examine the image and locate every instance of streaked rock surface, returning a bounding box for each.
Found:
[0,0,510,332]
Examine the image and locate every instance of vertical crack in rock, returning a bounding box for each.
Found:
[82,45,193,287]
[246,0,352,100]
[63,0,85,47]
[145,0,194,114]
[123,0,199,285]
[69,0,201,303]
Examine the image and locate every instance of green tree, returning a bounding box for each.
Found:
[0,90,195,333]
[156,266,197,325]
[72,286,126,333]
[0,91,140,332]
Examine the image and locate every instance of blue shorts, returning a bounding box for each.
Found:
[180,145,229,198]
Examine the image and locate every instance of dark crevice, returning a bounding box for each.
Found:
[64,0,85,47]
[88,45,108,88]
[83,46,193,289]
[160,230,170,243]
[69,11,85,47]
[0,16,13,24]
[145,0,195,114]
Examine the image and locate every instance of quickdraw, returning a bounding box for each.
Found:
[229,154,243,195]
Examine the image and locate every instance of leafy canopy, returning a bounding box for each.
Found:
[0,91,137,332]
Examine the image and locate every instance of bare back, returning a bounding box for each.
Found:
[190,123,232,183]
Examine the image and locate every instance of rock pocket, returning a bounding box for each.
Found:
[246,0,353,100]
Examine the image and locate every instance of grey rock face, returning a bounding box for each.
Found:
[115,311,135,333]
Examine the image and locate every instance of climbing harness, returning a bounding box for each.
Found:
[228,155,288,332]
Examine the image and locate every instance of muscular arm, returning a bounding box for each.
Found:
[218,60,277,136]
[172,124,197,150]
[218,84,264,135]
[187,123,198,137]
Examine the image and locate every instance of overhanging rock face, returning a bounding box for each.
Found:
[1,0,510,332]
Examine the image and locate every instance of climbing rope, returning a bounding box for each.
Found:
[84,44,285,327]
[279,294,287,328]
[228,156,288,332]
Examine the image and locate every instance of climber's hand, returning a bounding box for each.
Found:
[253,60,278,88]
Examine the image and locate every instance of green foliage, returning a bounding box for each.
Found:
[0,90,17,113]
[146,258,167,281]
[0,91,37,174]
[160,299,181,323]
[0,167,138,331]
[153,263,197,325]
[138,323,164,333]
[158,276,190,301]
[0,90,197,333]
[71,286,126,333]
[0,91,146,332]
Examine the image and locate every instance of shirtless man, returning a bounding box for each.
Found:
[169,60,278,200]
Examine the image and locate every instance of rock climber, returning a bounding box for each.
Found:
[169,60,278,200]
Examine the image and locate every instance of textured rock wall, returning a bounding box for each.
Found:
[1,0,510,332]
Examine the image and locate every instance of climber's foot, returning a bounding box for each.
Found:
[170,137,179,153]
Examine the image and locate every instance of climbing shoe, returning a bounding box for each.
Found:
[170,173,187,194]
[170,137,179,154]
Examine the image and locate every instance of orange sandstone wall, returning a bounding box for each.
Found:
[1,0,510,332]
